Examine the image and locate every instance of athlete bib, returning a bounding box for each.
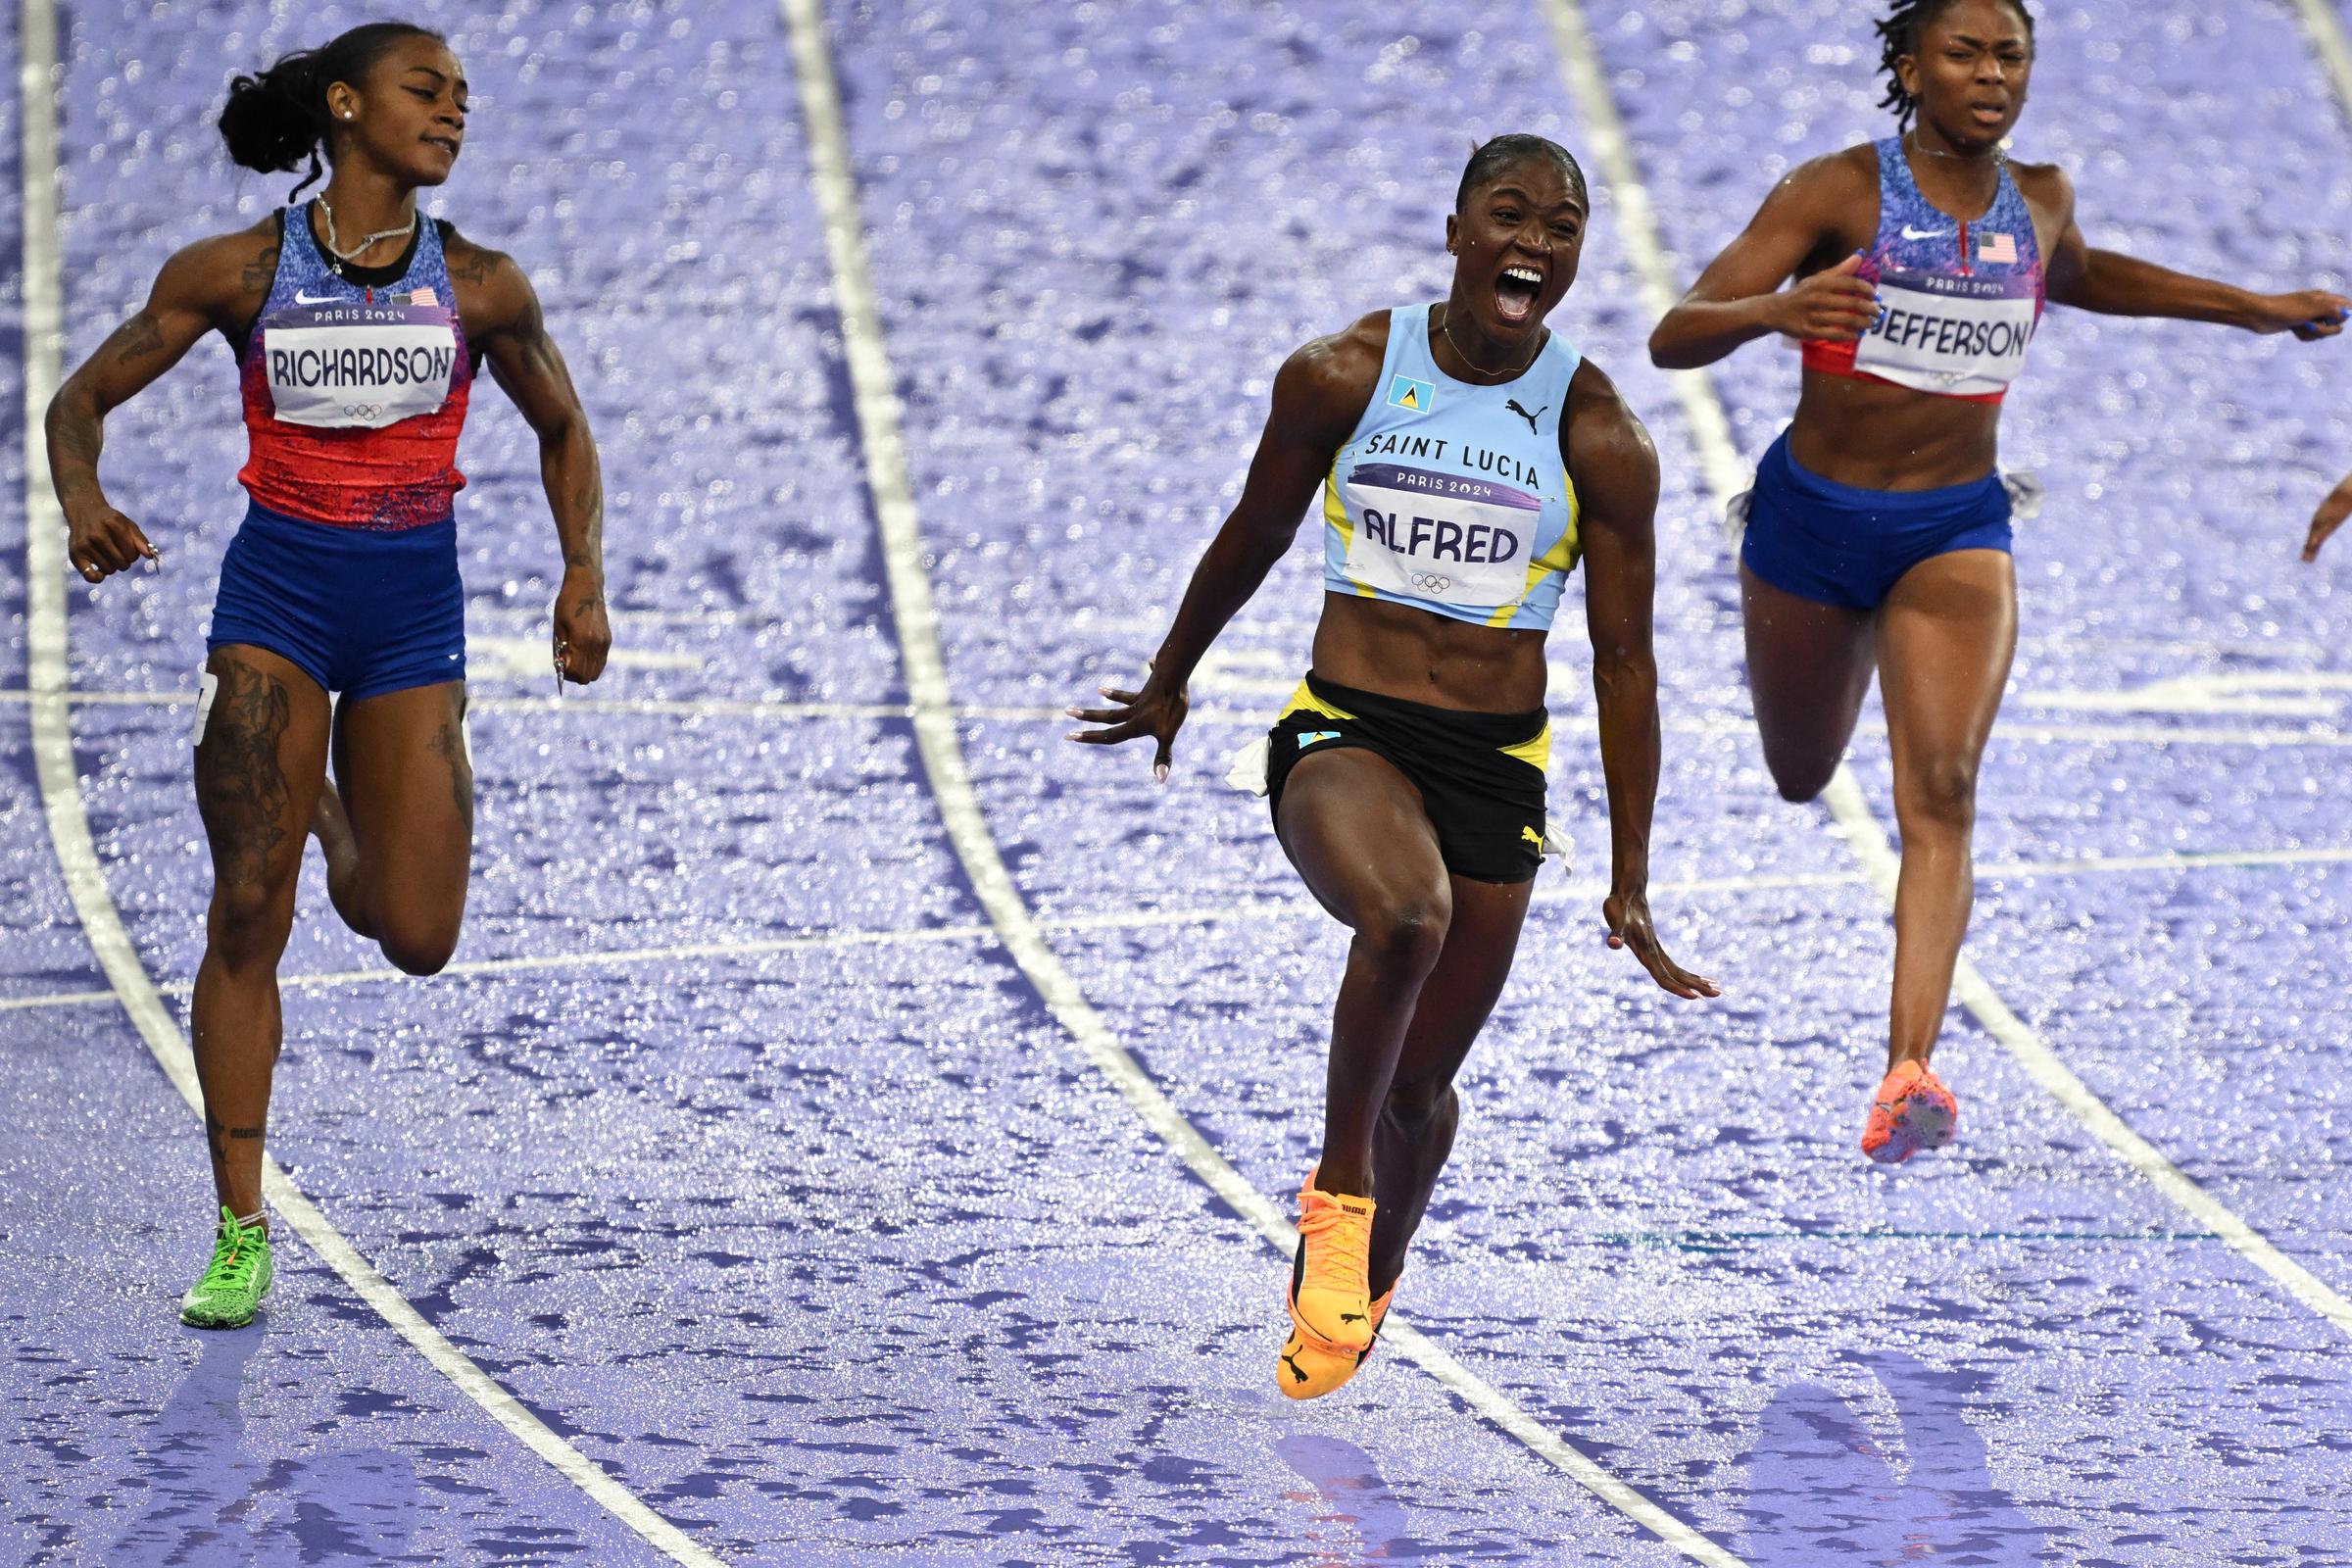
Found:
[1801,137,2045,405]
[1338,464,1544,612]
[1320,304,1582,632]
[260,302,461,430]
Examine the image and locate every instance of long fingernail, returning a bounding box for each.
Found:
[1153,763,1169,783]
[1065,707,1082,718]
[1065,731,1083,742]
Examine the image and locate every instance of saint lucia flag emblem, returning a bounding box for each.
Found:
[1298,730,1341,749]
[1387,374,1435,414]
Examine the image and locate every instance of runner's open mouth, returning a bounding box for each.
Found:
[1495,266,1543,323]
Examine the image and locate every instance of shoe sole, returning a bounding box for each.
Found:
[1864,1095,1959,1164]
[179,1302,261,1330]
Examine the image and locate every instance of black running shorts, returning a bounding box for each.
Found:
[1263,671,1549,885]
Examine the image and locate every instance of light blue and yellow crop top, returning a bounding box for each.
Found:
[1321,303,1582,632]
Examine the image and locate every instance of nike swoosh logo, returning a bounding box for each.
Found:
[292,290,345,305]
[1899,225,1952,241]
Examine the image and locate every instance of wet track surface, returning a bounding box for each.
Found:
[4,1,2350,1564]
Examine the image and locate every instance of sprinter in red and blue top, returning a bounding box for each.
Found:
[45,23,611,1329]
[1651,0,2345,1166]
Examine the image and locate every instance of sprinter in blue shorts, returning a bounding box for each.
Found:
[46,23,610,1327]
[1649,0,2345,1163]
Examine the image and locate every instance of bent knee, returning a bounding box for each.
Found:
[377,922,461,977]
[1760,743,1840,805]
[1356,897,1451,972]
[1771,769,1833,806]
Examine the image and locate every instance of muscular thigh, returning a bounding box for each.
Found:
[1740,562,1878,797]
[334,680,473,880]
[195,646,330,894]
[1877,549,2016,764]
[1275,747,1449,932]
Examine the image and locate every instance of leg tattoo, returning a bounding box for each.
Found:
[196,664,294,887]
[430,714,473,832]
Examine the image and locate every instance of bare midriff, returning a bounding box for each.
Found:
[1310,591,1550,713]
[1787,368,2004,492]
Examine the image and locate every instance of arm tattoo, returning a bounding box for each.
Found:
[562,477,604,570]
[193,662,295,889]
[240,242,281,301]
[445,244,505,289]
[106,311,166,367]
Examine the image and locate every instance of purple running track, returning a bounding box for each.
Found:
[4,0,2349,1564]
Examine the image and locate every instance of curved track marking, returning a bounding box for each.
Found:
[2291,0,2352,125]
[13,3,732,1560]
[776,1,1748,1562]
[1538,0,2352,1340]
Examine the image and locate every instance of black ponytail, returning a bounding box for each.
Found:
[219,23,443,198]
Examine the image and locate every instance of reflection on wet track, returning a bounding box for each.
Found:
[4,0,2349,1563]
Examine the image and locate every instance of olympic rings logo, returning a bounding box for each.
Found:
[341,403,385,420]
[1409,571,1452,592]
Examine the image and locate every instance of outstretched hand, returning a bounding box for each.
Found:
[1066,667,1189,782]
[2252,290,2349,341]
[1604,888,1720,1001]
[2309,472,2352,563]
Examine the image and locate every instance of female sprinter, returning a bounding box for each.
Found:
[45,23,610,1327]
[1071,135,1718,1400]
[1649,0,2345,1164]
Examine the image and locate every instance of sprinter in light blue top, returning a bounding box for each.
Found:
[1323,302,1582,630]
[1070,134,1719,1408]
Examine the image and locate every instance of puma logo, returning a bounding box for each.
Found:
[1505,399,1546,434]
[1282,1350,1307,1385]
[1340,1312,1367,1323]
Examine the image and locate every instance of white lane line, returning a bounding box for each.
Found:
[7,840,2345,1017]
[8,684,2351,748]
[12,4,730,1562]
[2291,0,2352,125]
[778,4,1744,1562]
[1539,0,2352,1341]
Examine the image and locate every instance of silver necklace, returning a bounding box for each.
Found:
[1438,305,1539,383]
[316,195,417,269]
[1905,127,2003,166]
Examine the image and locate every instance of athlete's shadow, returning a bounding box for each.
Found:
[1275,1434,1410,1565]
[1735,1350,2053,1565]
[96,1327,421,1565]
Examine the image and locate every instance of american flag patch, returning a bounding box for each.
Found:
[409,287,439,307]
[1978,231,2017,265]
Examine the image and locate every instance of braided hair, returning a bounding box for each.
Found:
[219,23,444,198]
[1875,0,2034,129]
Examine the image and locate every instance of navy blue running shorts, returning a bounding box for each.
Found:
[208,501,465,700]
[1738,429,2014,612]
